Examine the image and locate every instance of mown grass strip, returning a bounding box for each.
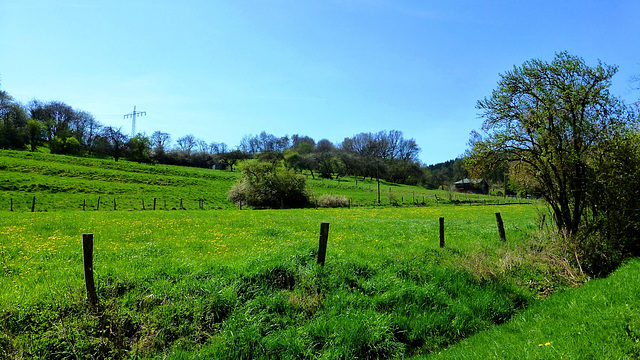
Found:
[424,258,640,359]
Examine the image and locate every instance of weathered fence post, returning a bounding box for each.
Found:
[439,217,445,248]
[142,199,146,210]
[153,198,157,211]
[317,222,330,266]
[97,196,100,211]
[10,199,13,212]
[83,199,86,211]
[496,212,506,242]
[113,198,117,211]
[31,196,36,212]
[82,234,99,308]
[180,198,183,210]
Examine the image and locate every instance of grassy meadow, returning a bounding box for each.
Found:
[1,149,637,359]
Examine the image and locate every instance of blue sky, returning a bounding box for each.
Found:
[1,1,639,165]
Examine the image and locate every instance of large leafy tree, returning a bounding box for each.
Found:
[466,52,631,236]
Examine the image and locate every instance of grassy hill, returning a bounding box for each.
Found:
[0,150,513,212]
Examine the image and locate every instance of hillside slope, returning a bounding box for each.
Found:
[0,150,508,212]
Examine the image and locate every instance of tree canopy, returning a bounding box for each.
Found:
[467,52,633,235]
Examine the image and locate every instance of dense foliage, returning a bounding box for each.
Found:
[466,52,640,274]
[228,160,310,208]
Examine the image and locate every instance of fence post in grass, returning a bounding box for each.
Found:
[348,198,351,209]
[83,199,86,211]
[142,199,145,210]
[31,196,36,212]
[113,198,117,211]
[439,217,445,248]
[180,198,184,210]
[10,199,13,212]
[317,222,330,266]
[153,198,156,211]
[97,196,100,211]
[82,233,99,308]
[495,212,506,243]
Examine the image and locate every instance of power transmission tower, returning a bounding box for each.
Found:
[124,105,146,137]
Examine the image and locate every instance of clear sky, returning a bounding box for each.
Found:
[1,1,639,165]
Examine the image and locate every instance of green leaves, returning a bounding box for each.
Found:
[469,52,632,236]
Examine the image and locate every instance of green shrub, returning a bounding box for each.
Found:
[228,160,309,208]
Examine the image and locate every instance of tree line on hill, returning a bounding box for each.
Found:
[0,82,468,188]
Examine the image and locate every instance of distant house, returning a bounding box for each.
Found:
[212,163,227,170]
[453,178,489,194]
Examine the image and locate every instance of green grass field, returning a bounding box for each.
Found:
[1,150,635,359]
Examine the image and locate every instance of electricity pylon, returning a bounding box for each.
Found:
[124,106,146,137]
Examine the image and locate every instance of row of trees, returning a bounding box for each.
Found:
[1,82,447,187]
[466,52,640,274]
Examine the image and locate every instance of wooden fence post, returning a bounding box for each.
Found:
[10,199,13,212]
[97,196,100,211]
[153,198,157,210]
[31,196,36,212]
[496,212,506,242]
[113,198,117,211]
[82,234,99,308]
[142,199,146,210]
[180,198,183,210]
[83,199,86,211]
[317,222,330,266]
[439,217,445,248]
